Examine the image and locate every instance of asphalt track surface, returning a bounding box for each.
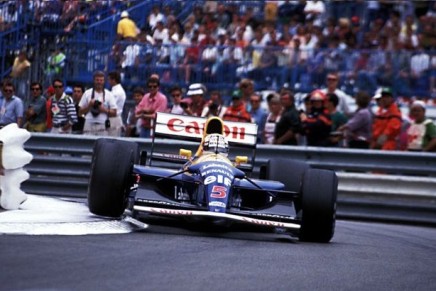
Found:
[1,214,436,290]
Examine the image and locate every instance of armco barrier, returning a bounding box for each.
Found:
[22,133,436,225]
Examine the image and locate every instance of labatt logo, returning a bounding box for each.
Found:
[167,118,246,140]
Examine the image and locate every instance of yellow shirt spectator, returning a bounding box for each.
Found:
[117,11,139,40]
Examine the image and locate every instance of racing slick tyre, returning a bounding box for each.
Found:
[88,138,138,218]
[299,168,338,243]
[265,159,310,193]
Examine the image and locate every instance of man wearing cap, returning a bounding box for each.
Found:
[406,101,436,152]
[370,87,402,150]
[117,10,139,41]
[185,83,207,117]
[223,90,252,123]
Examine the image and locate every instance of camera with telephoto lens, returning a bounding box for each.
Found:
[90,100,101,117]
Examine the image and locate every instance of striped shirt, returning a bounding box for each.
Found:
[50,93,78,127]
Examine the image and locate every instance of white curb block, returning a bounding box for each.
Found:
[0,123,33,210]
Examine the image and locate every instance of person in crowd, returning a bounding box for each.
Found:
[147,5,165,31]
[301,90,332,147]
[10,50,31,100]
[24,82,47,132]
[0,81,24,128]
[325,92,348,146]
[49,79,77,134]
[370,87,402,150]
[338,91,372,149]
[168,85,190,115]
[45,47,66,87]
[239,78,256,111]
[125,86,144,138]
[263,94,283,144]
[320,72,354,117]
[79,71,117,136]
[273,89,301,145]
[201,90,227,118]
[406,100,436,152]
[249,93,268,143]
[71,84,85,134]
[108,71,126,136]
[135,76,168,137]
[117,10,139,41]
[44,85,55,132]
[184,83,207,116]
[223,90,252,123]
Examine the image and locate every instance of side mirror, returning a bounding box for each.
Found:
[179,149,192,159]
[235,156,248,165]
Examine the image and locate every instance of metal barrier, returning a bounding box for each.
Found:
[22,133,436,225]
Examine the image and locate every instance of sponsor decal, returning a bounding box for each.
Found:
[150,208,193,216]
[210,185,227,198]
[208,201,226,208]
[241,217,286,227]
[204,175,232,186]
[155,113,258,145]
[201,162,232,171]
[203,168,233,178]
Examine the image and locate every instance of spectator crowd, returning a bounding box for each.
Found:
[0,1,435,152]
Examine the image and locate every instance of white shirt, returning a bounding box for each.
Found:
[111,83,126,117]
[122,44,140,68]
[410,52,430,76]
[79,88,117,124]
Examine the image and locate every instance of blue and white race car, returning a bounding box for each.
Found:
[87,113,338,242]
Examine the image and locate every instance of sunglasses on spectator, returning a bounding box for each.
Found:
[148,85,158,89]
[54,85,63,88]
[3,89,13,93]
[31,87,41,91]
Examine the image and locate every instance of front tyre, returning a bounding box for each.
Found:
[265,159,310,193]
[88,138,138,218]
[299,168,338,243]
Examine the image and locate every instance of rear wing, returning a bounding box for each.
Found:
[150,113,258,170]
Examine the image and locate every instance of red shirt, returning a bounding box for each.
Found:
[223,102,252,123]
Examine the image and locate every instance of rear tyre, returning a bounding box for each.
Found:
[88,138,138,218]
[265,159,310,193]
[299,168,338,243]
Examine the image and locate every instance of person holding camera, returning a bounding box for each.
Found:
[49,79,77,134]
[78,71,117,136]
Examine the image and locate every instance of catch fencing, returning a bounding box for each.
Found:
[22,133,436,226]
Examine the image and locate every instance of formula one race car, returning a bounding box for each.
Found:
[87,113,338,242]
